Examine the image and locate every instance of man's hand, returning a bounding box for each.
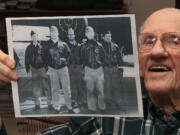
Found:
[0,50,18,86]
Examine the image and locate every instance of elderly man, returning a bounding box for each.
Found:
[139,8,180,117]
[1,8,180,135]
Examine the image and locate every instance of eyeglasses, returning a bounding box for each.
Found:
[139,32,180,52]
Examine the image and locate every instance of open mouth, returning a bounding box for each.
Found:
[149,66,171,72]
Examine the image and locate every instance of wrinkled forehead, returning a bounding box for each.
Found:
[141,8,180,34]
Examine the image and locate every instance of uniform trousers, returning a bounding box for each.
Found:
[69,65,86,106]
[48,66,72,110]
[31,66,51,106]
[84,66,105,111]
[104,66,123,107]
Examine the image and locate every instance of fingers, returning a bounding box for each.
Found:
[0,62,18,81]
[0,50,18,85]
[0,50,15,69]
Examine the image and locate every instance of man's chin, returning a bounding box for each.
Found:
[145,82,171,94]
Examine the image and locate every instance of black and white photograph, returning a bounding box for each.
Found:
[6,15,143,117]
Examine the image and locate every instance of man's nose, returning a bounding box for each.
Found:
[150,40,168,58]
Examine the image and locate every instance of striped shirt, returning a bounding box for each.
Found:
[37,97,180,135]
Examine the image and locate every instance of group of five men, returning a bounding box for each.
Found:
[24,24,123,113]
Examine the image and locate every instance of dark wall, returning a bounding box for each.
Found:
[35,0,123,10]
[176,0,180,9]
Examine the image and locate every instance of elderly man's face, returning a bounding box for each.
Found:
[139,9,180,94]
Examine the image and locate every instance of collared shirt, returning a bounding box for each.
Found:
[37,96,180,135]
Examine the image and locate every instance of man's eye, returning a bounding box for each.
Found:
[144,40,154,45]
[167,35,180,45]
[143,37,155,45]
